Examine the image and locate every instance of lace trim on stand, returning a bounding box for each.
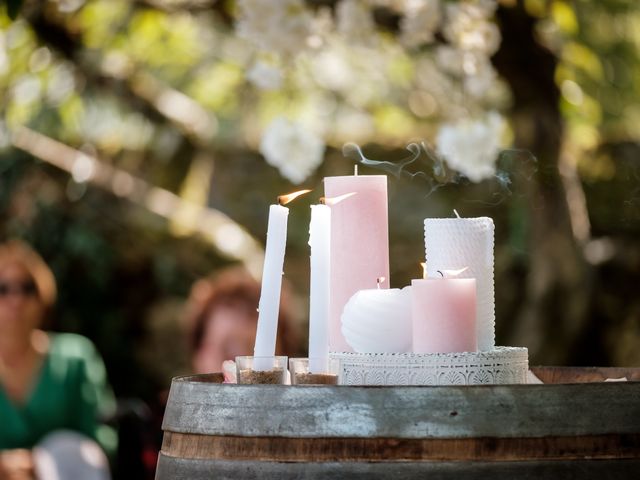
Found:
[330,347,528,386]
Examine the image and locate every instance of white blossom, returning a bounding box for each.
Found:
[46,62,76,104]
[444,1,500,55]
[12,75,41,104]
[436,111,504,182]
[435,45,469,76]
[463,58,496,97]
[312,49,356,92]
[260,117,326,184]
[415,56,456,98]
[435,46,497,97]
[236,0,313,55]
[400,0,441,48]
[246,61,283,90]
[336,0,377,45]
[332,107,375,143]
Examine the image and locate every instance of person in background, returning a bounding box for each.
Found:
[0,240,115,480]
[184,266,300,374]
[136,266,300,479]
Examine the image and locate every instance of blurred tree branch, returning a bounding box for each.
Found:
[23,3,214,150]
[134,0,217,11]
[10,126,265,276]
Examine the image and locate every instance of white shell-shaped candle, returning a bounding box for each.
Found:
[341,287,412,353]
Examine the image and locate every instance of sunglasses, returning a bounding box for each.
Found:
[0,280,38,298]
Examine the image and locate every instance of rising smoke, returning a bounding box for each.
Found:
[342,142,538,205]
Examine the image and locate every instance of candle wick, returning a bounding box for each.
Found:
[319,197,326,205]
[376,276,385,289]
[453,209,461,218]
[437,270,444,278]
[354,164,359,176]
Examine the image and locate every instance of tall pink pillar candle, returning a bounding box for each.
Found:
[324,175,390,352]
[411,278,477,354]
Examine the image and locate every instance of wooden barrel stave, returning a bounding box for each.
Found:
[157,455,640,480]
[160,431,640,462]
[156,367,640,479]
[162,383,640,438]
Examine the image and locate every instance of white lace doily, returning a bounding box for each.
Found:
[331,347,528,386]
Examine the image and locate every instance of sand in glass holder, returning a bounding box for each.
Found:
[236,356,288,384]
[289,358,339,385]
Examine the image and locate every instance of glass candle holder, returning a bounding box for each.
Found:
[235,356,288,384]
[289,357,339,385]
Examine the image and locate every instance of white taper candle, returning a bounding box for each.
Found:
[308,203,331,373]
[254,203,289,370]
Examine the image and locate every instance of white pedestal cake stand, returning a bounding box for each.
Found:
[331,347,528,386]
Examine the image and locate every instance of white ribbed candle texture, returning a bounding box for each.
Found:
[423,217,495,351]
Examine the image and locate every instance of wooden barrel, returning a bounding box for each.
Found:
[156,368,640,479]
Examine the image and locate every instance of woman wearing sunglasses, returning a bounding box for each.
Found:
[0,240,113,480]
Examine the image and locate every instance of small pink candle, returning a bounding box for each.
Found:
[324,175,390,352]
[412,275,477,354]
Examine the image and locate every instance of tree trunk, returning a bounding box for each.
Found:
[493,1,591,364]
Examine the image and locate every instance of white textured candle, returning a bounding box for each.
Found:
[308,204,331,373]
[424,217,495,350]
[254,204,289,370]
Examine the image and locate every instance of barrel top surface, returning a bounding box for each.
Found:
[162,367,640,439]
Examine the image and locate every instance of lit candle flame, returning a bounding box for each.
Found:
[420,262,427,279]
[319,192,357,206]
[376,276,385,289]
[278,189,311,205]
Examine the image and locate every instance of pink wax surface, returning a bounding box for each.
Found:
[324,175,390,352]
[411,278,477,354]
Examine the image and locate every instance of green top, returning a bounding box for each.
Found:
[0,333,117,455]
